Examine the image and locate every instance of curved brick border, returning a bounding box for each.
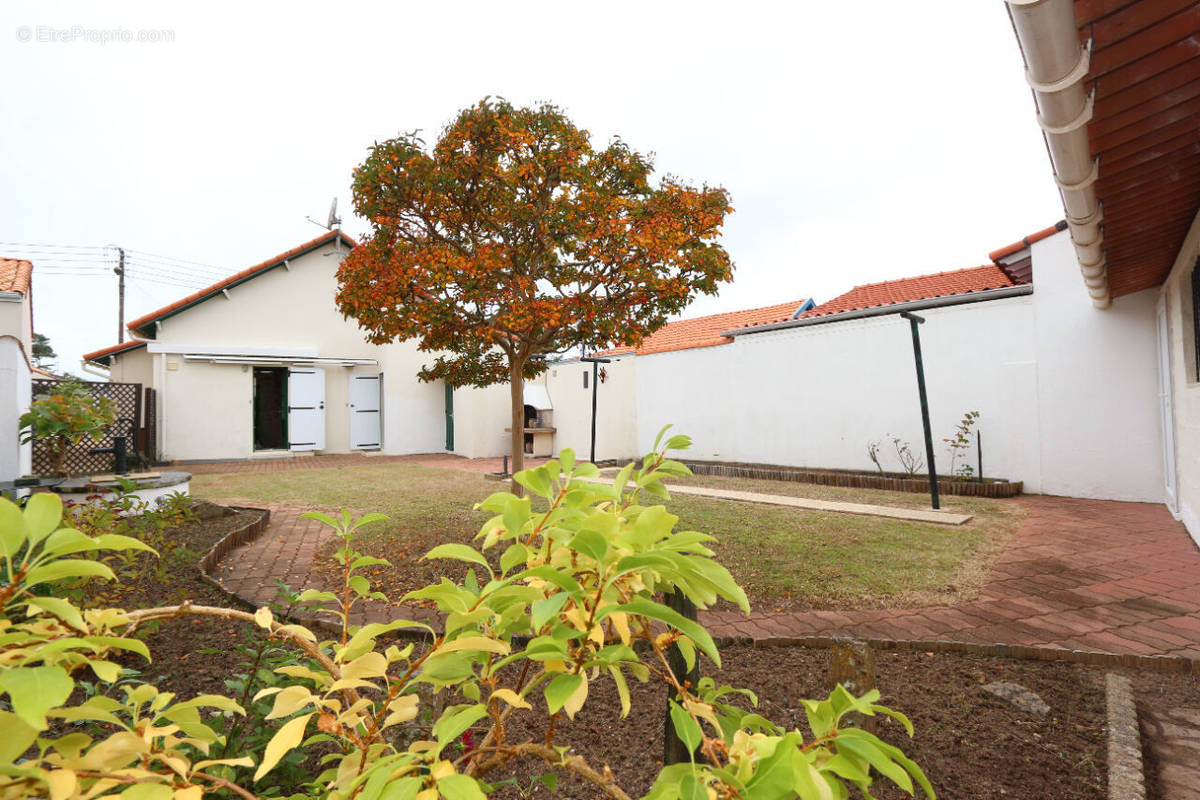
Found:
[684,461,1022,498]
[197,506,271,589]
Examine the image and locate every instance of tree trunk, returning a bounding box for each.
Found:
[509,357,526,495]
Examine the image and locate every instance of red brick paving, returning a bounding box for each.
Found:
[209,492,1200,659]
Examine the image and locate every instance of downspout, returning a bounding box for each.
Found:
[1006,0,1110,309]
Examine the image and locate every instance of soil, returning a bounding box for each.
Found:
[80,501,267,698]
[76,504,1200,800]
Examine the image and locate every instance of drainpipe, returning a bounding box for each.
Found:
[1006,0,1110,309]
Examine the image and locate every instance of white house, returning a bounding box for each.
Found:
[999,0,1200,543]
[85,231,512,463]
[1,258,34,483]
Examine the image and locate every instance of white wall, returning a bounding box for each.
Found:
[629,229,1164,502]
[1,289,33,482]
[1159,208,1200,544]
[1028,232,1163,501]
[0,337,32,481]
[538,357,638,462]
[636,296,1042,483]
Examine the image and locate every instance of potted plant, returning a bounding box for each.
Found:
[18,379,117,477]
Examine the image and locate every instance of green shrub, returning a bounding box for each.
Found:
[17,379,117,477]
[0,430,933,799]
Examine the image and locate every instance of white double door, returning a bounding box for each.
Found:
[287,368,326,451]
[286,368,381,452]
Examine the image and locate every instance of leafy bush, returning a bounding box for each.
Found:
[17,379,117,477]
[0,431,934,799]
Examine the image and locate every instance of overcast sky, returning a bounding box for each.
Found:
[0,1,1063,376]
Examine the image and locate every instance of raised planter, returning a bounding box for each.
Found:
[681,461,1022,499]
[46,471,193,512]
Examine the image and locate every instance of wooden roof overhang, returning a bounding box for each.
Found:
[1077,0,1200,297]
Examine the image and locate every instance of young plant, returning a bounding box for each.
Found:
[891,435,926,477]
[17,379,118,477]
[943,411,980,479]
[866,440,885,475]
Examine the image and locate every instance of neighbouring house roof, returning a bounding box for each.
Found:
[596,299,815,357]
[987,221,1068,263]
[125,229,357,338]
[796,265,1022,321]
[0,258,33,296]
[31,367,63,380]
[82,339,148,367]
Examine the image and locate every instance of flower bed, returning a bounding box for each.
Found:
[682,461,1022,498]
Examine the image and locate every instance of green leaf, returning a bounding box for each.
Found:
[437,773,488,800]
[22,492,63,543]
[0,666,74,728]
[433,704,488,748]
[544,673,583,715]
[378,777,421,800]
[254,712,313,781]
[499,542,528,574]
[425,543,490,570]
[0,497,26,560]
[836,736,913,794]
[121,784,173,800]
[299,511,340,529]
[567,529,607,563]
[669,701,703,753]
[531,592,569,630]
[745,732,803,796]
[502,496,531,535]
[679,773,708,800]
[352,512,390,530]
[607,666,631,718]
[24,596,86,631]
[0,710,39,763]
[613,597,721,667]
[24,559,114,588]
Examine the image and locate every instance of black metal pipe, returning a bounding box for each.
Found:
[899,312,939,509]
[88,435,128,475]
[977,430,983,481]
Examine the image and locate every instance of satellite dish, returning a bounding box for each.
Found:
[326,197,340,230]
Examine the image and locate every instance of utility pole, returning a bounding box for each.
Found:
[115,247,126,343]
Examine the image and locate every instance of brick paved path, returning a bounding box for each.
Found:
[183,452,546,476]
[211,494,1200,658]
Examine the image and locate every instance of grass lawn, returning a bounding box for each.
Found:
[192,462,1024,612]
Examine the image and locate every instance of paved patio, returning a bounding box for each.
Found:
[209,487,1200,658]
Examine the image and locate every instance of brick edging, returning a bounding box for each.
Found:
[197,506,271,581]
[683,461,1023,498]
[1105,673,1146,800]
[709,633,1200,673]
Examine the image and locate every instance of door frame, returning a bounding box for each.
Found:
[1157,295,1179,513]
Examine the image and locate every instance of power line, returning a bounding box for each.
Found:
[124,248,226,274]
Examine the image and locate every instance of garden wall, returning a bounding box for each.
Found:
[631,230,1165,503]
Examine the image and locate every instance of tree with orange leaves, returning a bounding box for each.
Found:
[337,99,734,479]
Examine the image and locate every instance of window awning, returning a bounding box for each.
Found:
[523,384,553,410]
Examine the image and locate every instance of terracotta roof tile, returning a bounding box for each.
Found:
[987,220,1067,262]
[82,339,148,365]
[0,258,33,296]
[126,230,356,336]
[596,299,812,356]
[797,265,1018,320]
